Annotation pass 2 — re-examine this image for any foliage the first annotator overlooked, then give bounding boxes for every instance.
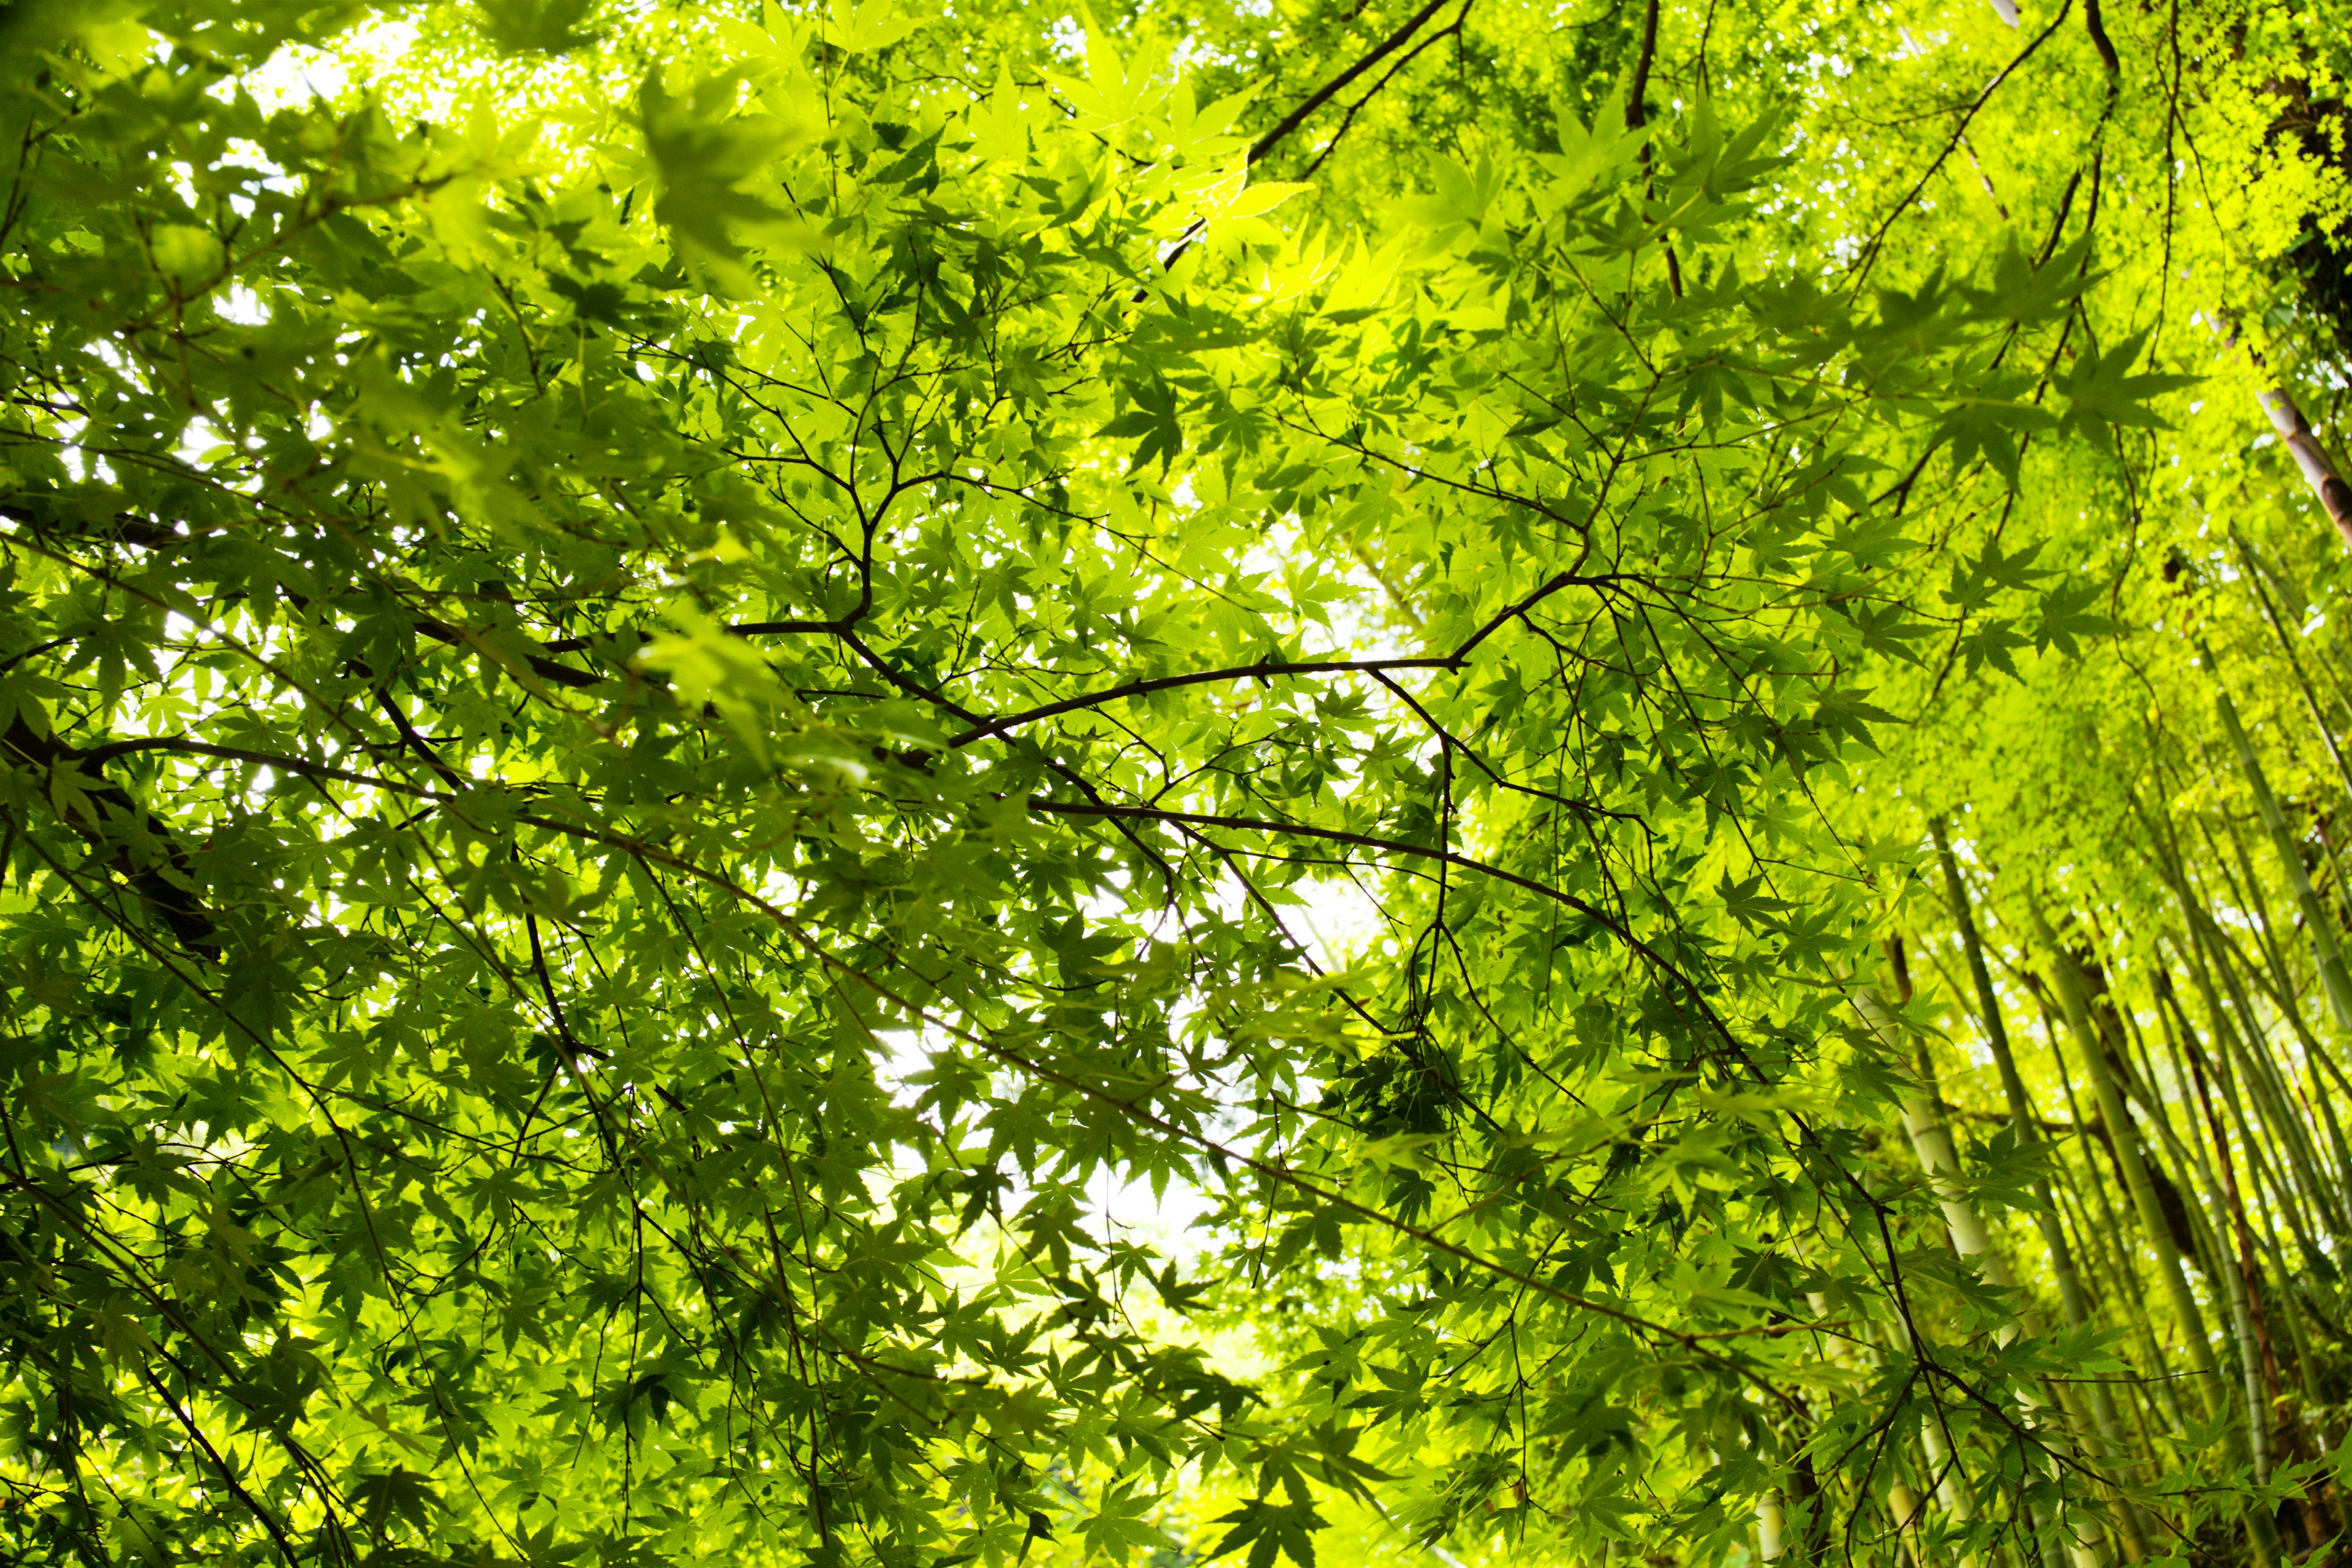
[3,0,2351,1565]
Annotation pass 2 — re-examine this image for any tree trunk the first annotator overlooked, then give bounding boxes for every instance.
[2253,380,2352,546]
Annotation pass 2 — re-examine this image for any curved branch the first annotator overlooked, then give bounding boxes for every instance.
[1246,0,1461,167]
[2,718,220,954]
[943,654,1453,748]
[1295,4,1470,182]
[941,570,1632,750]
[1453,571,1642,660]
[1845,0,2075,290]
[1021,796,1741,1050]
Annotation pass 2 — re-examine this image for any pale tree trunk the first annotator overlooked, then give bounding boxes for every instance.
[2256,383,2352,546]
[2215,322,2352,543]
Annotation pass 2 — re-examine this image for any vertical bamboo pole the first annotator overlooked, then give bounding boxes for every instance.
[2168,971,2346,1549]
[2206,654,2352,1029]
[2041,1020,2184,1434]
[1931,821,2145,1561]
[1871,990,2022,1298]
[2249,375,2352,548]
[2105,1006,2239,1301]
[2049,1166,2177,1445]
[2222,524,2352,761]
[1855,979,1995,1542]
[2207,811,2307,1017]
[2181,902,2348,1244]
[1860,946,2100,1568]
[2155,972,2287,1406]
[2163,982,2314,1438]
[2185,803,2352,1159]
[2036,917,2281,1564]
[2025,902,2228,1414]
[2167,1013,2277,1487]
[2162,977,2283,1485]
[2234,526,2352,815]
[2160,916,2339,1265]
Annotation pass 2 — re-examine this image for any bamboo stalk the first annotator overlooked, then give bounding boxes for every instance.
[2107,1006,2238,1300]
[2201,891,2352,1188]
[2250,377,2352,548]
[2309,820,2352,939]
[2163,984,2297,1415]
[2183,803,2352,1150]
[2234,526,2352,816]
[1931,822,2146,1561]
[2182,1025,2314,1420]
[2176,894,2348,1244]
[2299,1053,2352,1217]
[2159,920,2340,1268]
[2155,970,2292,1403]
[2042,1015,2190,1437]
[2147,984,2277,1482]
[2244,531,2352,743]
[2026,900,2228,1416]
[2050,1169,2179,1447]
[2205,809,2313,1030]
[2206,657,2352,1030]
[1932,826,2099,1321]
[1860,979,2023,1301]
[1860,947,2108,1568]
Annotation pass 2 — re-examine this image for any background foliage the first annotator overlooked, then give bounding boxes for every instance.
[4,0,2352,1564]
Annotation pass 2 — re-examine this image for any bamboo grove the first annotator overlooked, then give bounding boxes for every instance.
[7,0,2352,1564]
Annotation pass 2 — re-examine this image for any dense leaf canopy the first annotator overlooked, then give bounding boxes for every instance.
[7,0,2352,1564]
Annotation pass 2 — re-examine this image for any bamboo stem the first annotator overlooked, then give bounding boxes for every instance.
[2162,922,2339,1268]
[2251,379,2352,548]
[1932,822,2145,1561]
[2207,656,2352,1029]
[2234,526,2352,816]
[2182,899,2348,1243]
[2027,900,2227,1415]
[2044,1017,2188,1437]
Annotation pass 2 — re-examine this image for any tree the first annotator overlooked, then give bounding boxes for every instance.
[0,0,2343,1564]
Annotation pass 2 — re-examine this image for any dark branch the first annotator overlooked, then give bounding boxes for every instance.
[1295,2,1470,183]
[943,655,1454,748]
[1022,796,1740,1051]
[1845,0,2075,290]
[1,719,220,954]
[1247,0,1459,167]
[1627,0,1660,129]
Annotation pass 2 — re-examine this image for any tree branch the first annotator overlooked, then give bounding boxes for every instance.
[1,718,220,954]
[1021,796,1740,1051]
[1246,0,1460,167]
[943,655,1454,748]
[1845,0,2075,291]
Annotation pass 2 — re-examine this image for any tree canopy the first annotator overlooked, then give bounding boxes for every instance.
[7,0,2352,1564]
